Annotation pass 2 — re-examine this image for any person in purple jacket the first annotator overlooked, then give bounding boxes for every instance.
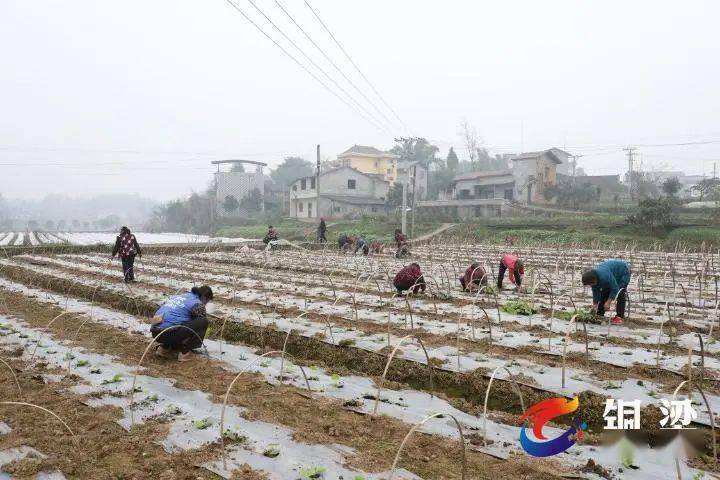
[151,286,213,362]
[582,259,631,325]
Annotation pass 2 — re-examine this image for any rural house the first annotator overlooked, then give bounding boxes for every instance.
[289,166,389,218]
[329,145,399,183]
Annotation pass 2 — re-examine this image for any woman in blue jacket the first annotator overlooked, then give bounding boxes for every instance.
[581,260,631,325]
[151,285,213,362]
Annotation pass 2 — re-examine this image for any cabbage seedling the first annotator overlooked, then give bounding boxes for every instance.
[76,360,89,367]
[193,418,212,430]
[299,466,326,479]
[263,444,280,458]
[101,374,122,385]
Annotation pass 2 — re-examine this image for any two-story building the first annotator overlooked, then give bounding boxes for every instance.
[396,160,428,200]
[289,166,389,218]
[329,145,399,183]
[417,148,569,219]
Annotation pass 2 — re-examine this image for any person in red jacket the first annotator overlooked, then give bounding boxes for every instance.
[460,262,487,292]
[498,254,524,291]
[393,263,426,295]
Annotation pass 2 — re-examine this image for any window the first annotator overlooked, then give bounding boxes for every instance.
[473,185,482,197]
[387,169,392,175]
[292,185,297,191]
[347,179,356,189]
[459,189,470,199]
[301,179,307,190]
[308,202,312,216]
[371,206,378,213]
[298,202,304,212]
[504,189,514,200]
[310,177,316,189]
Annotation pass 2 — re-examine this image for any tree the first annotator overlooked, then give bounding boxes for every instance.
[543,179,601,209]
[44,219,55,230]
[661,177,682,197]
[626,198,675,231]
[240,188,262,211]
[57,219,67,231]
[389,137,439,169]
[458,119,481,166]
[693,178,720,201]
[222,195,240,214]
[271,156,314,187]
[446,147,459,172]
[230,162,245,173]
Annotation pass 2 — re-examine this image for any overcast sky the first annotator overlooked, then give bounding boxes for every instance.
[1,0,719,200]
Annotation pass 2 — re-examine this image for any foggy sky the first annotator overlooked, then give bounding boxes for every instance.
[2,0,719,200]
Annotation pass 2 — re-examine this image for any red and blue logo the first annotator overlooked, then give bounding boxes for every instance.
[518,397,587,457]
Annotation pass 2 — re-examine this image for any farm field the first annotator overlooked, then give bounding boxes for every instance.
[0,231,250,246]
[0,240,718,479]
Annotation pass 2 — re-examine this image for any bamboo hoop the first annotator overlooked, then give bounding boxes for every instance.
[482,365,526,447]
[388,412,467,480]
[0,401,74,436]
[0,356,22,396]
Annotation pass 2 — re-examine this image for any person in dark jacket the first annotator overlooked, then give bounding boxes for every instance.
[263,225,279,245]
[111,226,142,283]
[151,286,213,362]
[394,228,410,258]
[582,259,631,325]
[354,236,370,255]
[317,218,327,243]
[460,263,487,292]
[338,233,354,252]
[497,254,524,292]
[393,263,426,295]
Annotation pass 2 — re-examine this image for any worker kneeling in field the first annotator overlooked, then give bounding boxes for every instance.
[460,262,487,292]
[497,254,524,292]
[393,263,426,296]
[151,286,214,362]
[582,259,631,326]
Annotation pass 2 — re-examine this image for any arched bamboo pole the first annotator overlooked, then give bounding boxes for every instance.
[0,401,74,436]
[0,356,22,396]
[482,365,526,446]
[388,412,467,480]
[373,334,435,415]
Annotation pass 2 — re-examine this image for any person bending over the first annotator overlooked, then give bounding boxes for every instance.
[151,285,214,362]
[354,236,370,255]
[498,254,524,292]
[393,263,426,296]
[460,262,487,292]
[582,259,631,325]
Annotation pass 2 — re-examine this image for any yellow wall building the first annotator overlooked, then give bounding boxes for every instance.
[333,145,399,183]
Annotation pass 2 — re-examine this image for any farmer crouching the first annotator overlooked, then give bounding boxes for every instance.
[393,263,426,296]
[460,262,487,292]
[582,259,631,325]
[151,286,214,362]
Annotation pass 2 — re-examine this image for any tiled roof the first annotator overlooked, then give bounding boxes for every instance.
[339,145,394,156]
[452,170,513,182]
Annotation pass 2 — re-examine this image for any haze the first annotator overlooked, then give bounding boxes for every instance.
[1,0,719,200]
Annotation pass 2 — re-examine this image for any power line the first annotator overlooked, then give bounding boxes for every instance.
[244,0,393,134]
[222,0,388,134]
[272,0,400,132]
[303,0,408,133]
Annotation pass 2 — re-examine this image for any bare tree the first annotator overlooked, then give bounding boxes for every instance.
[458,119,482,168]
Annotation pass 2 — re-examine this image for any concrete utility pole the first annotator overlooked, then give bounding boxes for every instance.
[623,147,637,198]
[570,154,583,180]
[401,181,407,235]
[316,144,321,218]
[410,164,417,239]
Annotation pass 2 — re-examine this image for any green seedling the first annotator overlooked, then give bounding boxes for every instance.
[102,374,122,385]
[165,404,182,415]
[330,373,343,388]
[223,429,247,443]
[619,438,637,469]
[76,360,89,367]
[263,444,280,458]
[193,418,212,430]
[299,466,327,479]
[260,360,271,368]
[147,394,159,402]
[501,300,537,316]
[63,352,76,361]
